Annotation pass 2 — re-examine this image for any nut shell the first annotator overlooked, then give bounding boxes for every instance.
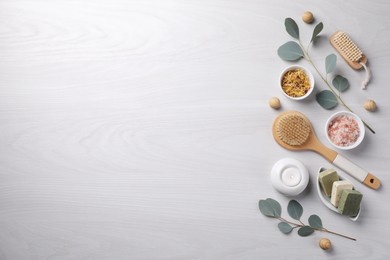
[269,97,281,109]
[364,99,377,112]
[302,11,314,24]
[319,238,332,250]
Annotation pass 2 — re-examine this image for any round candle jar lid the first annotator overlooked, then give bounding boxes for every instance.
[270,158,309,196]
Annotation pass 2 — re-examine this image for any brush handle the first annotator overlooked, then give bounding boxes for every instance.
[309,138,381,190]
[333,154,381,190]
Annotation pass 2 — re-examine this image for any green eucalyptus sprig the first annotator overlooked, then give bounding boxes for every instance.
[277,17,375,134]
[259,198,356,241]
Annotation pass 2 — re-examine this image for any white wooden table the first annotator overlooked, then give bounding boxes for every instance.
[1,0,389,259]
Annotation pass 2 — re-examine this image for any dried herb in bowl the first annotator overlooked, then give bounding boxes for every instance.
[281,69,311,97]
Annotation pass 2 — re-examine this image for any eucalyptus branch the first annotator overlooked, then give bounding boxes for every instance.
[259,198,356,241]
[277,17,375,134]
[275,217,356,241]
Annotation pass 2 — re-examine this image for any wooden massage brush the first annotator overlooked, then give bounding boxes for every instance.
[272,111,381,190]
[330,31,371,89]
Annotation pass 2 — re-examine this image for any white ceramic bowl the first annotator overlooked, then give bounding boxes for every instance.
[325,111,365,150]
[279,65,314,100]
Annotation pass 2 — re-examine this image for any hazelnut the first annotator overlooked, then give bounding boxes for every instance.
[363,99,377,112]
[319,238,332,250]
[269,97,281,109]
[302,11,314,24]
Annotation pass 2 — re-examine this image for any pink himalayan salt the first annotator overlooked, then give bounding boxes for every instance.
[328,115,360,147]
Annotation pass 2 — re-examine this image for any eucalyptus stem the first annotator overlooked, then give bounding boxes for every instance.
[321,228,357,241]
[298,41,375,134]
[277,217,356,241]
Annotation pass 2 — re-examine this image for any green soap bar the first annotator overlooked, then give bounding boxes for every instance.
[319,169,339,197]
[338,190,363,216]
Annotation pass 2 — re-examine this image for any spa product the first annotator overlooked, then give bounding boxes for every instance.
[269,97,281,109]
[338,190,363,216]
[279,65,314,101]
[330,31,371,89]
[319,238,332,250]
[319,169,339,197]
[331,180,353,207]
[316,167,361,221]
[302,11,314,24]
[281,69,311,97]
[327,114,360,148]
[272,110,380,189]
[270,158,309,196]
[363,99,377,112]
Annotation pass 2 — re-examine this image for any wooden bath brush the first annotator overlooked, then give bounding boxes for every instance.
[272,111,381,190]
[330,31,371,89]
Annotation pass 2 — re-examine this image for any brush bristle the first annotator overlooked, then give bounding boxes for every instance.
[332,31,363,62]
[276,113,311,146]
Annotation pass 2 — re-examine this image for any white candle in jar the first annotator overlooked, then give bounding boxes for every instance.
[270,158,309,196]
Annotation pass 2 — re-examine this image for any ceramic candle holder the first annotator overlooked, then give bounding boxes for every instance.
[270,158,310,196]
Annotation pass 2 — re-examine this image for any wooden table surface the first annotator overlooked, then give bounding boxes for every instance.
[1,0,390,259]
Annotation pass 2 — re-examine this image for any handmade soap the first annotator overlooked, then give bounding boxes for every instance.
[330,180,353,207]
[319,169,339,197]
[338,190,363,216]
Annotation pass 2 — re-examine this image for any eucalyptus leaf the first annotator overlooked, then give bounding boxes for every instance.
[308,215,323,229]
[259,200,274,217]
[277,41,304,61]
[298,226,314,237]
[285,18,299,39]
[278,222,293,234]
[316,90,338,109]
[325,54,337,74]
[287,200,303,221]
[265,198,282,217]
[310,22,323,43]
[332,75,349,92]
[259,198,281,217]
